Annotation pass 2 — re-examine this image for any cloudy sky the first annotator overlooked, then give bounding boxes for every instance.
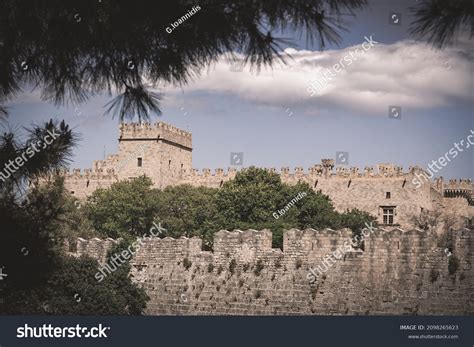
[4,0,474,179]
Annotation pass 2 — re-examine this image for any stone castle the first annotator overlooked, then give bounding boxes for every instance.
[62,121,473,315]
[70,227,473,315]
[62,121,473,229]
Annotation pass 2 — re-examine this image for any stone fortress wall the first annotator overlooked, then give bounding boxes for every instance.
[69,227,473,315]
[60,122,474,229]
[59,122,473,316]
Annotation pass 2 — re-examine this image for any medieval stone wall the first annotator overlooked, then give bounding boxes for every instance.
[61,169,118,199]
[443,198,472,226]
[72,228,473,316]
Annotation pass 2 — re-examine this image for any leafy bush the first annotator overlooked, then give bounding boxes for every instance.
[43,256,148,314]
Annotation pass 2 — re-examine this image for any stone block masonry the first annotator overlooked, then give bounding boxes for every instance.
[68,237,119,265]
[70,228,473,315]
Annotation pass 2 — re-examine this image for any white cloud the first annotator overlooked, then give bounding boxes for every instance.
[165,37,473,114]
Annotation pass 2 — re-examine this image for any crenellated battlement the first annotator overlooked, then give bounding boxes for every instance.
[71,227,448,261]
[189,167,238,177]
[213,229,273,256]
[444,178,473,191]
[119,122,192,149]
[62,167,118,179]
[71,227,472,315]
[73,237,119,264]
[120,122,192,138]
[440,178,473,205]
[186,162,427,180]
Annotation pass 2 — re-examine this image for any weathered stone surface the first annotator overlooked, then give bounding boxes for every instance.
[71,228,473,316]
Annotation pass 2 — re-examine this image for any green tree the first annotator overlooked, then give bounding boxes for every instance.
[0,121,76,313]
[285,181,339,229]
[215,167,285,228]
[58,194,99,248]
[80,167,377,250]
[5,254,148,315]
[151,184,219,245]
[214,167,293,248]
[213,168,358,248]
[85,176,157,238]
[0,176,149,314]
[336,208,378,238]
[86,179,221,246]
[0,120,149,314]
[28,180,100,248]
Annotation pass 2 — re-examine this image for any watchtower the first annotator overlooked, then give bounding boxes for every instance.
[116,122,192,188]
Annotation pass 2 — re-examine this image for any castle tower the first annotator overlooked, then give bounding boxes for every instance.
[115,122,192,188]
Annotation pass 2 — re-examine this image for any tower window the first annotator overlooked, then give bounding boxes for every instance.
[169,160,171,167]
[386,192,391,199]
[382,207,394,225]
[137,158,142,167]
[71,191,75,195]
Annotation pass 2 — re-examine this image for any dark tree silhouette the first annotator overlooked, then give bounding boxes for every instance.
[0,121,76,313]
[409,0,473,47]
[0,123,149,314]
[0,1,471,121]
[0,120,76,198]
[0,0,368,121]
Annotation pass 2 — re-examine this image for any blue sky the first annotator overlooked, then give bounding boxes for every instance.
[3,0,473,179]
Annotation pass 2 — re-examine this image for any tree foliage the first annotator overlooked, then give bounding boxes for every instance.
[0,122,148,314]
[0,120,75,197]
[0,1,470,120]
[334,208,377,238]
[44,255,148,315]
[409,0,473,48]
[0,0,368,120]
[84,168,377,249]
[85,175,158,238]
[151,184,219,244]
[0,177,148,314]
[0,121,77,301]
